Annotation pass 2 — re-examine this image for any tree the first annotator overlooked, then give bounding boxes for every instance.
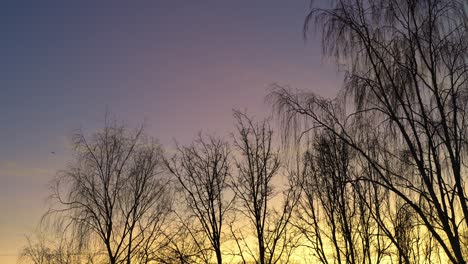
[19,233,84,264]
[165,134,232,264]
[294,127,406,264]
[150,217,213,264]
[271,0,468,263]
[46,119,172,264]
[295,130,363,264]
[231,111,299,264]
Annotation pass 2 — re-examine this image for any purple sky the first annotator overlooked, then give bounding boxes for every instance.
[0,1,341,262]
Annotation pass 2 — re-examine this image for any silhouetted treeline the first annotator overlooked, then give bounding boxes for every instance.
[20,0,468,263]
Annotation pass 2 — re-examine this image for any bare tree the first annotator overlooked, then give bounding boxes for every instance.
[231,111,299,264]
[270,0,468,263]
[19,230,98,264]
[295,130,360,264]
[165,134,232,264]
[19,234,72,264]
[293,127,404,264]
[46,119,172,264]
[150,217,213,264]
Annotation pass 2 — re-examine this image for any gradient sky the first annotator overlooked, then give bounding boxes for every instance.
[0,1,341,262]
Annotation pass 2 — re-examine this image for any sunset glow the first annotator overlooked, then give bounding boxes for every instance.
[4,1,466,264]
[0,1,341,263]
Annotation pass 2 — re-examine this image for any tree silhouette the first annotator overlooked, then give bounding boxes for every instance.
[18,231,97,264]
[45,119,172,264]
[230,111,299,264]
[165,134,233,264]
[271,0,468,263]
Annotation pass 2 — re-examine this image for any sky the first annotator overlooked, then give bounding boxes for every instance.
[0,1,341,262]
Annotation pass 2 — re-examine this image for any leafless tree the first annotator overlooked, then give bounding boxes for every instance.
[270,0,468,263]
[19,234,72,264]
[290,122,385,264]
[45,119,172,264]
[18,230,98,264]
[150,217,213,264]
[295,131,358,264]
[165,134,232,264]
[230,111,299,264]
